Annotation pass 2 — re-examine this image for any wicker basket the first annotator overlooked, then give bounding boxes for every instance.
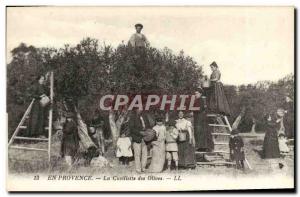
[143,129,156,142]
[178,131,187,142]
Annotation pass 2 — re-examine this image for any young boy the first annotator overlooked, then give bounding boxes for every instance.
[229,129,245,169]
[165,120,179,171]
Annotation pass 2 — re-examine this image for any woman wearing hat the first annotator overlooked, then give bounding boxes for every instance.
[208,62,231,116]
[61,111,79,168]
[262,114,280,159]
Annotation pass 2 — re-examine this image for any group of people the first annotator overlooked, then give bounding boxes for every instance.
[23,23,293,173]
[119,110,197,173]
[25,54,236,172]
[262,108,291,160]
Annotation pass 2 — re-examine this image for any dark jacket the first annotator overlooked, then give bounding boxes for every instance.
[229,135,245,161]
[263,122,280,159]
[61,119,79,157]
[26,83,48,137]
[129,112,151,143]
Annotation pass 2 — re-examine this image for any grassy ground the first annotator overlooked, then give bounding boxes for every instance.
[8,135,294,178]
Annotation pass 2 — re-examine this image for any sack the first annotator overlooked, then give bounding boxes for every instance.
[40,96,50,107]
[77,113,97,150]
[178,130,187,142]
[143,129,156,142]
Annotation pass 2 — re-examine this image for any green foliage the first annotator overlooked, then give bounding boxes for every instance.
[223,75,294,132]
[6,38,294,136]
[7,38,203,137]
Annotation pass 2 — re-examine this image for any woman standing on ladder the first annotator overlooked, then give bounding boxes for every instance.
[27,74,49,138]
[208,61,231,116]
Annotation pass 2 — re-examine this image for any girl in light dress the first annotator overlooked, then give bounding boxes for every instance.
[116,130,133,165]
[278,133,290,155]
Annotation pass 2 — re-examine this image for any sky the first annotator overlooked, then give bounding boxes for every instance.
[6,6,294,85]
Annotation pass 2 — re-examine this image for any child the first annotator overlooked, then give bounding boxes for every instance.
[61,112,79,169]
[276,108,286,136]
[165,120,179,171]
[116,129,133,165]
[229,129,245,169]
[278,133,290,155]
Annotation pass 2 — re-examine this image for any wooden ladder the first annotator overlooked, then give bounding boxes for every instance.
[196,113,234,166]
[8,71,54,167]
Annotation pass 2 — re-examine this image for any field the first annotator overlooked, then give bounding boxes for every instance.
[8,132,294,180]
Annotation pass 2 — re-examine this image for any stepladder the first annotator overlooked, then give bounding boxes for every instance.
[196,113,234,166]
[8,71,54,170]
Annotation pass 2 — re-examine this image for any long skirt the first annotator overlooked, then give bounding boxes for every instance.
[263,129,280,159]
[209,82,231,116]
[61,134,79,157]
[194,111,214,151]
[27,100,46,137]
[149,140,166,173]
[178,131,196,168]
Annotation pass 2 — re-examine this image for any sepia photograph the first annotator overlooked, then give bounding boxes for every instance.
[6,6,295,191]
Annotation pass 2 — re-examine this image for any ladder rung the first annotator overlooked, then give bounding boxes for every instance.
[14,136,49,141]
[209,124,229,127]
[214,142,229,145]
[207,113,227,117]
[207,114,219,117]
[18,126,49,130]
[9,146,48,152]
[211,133,230,136]
[214,151,230,154]
[196,151,230,154]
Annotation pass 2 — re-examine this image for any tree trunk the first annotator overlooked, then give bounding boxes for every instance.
[250,123,256,134]
[232,107,245,131]
[108,110,128,147]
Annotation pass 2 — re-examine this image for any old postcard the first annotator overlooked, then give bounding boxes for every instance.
[6,6,295,191]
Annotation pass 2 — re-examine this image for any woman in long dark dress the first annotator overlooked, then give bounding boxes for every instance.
[283,95,294,138]
[175,111,196,169]
[193,89,214,152]
[61,112,80,167]
[263,114,280,159]
[27,75,48,138]
[208,62,231,116]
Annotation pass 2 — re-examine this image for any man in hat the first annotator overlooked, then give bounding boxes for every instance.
[128,23,149,48]
[129,108,151,173]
